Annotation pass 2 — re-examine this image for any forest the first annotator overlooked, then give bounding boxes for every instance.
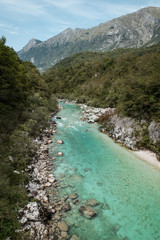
[44,43,160,122]
[0,36,160,239]
[0,37,57,239]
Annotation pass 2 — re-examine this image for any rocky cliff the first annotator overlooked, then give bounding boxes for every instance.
[100,114,160,158]
[18,7,160,71]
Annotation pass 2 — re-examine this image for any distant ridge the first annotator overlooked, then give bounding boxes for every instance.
[18,6,160,71]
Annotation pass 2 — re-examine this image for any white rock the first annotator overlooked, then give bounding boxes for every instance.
[20,217,28,225]
[57,140,63,144]
[57,152,63,156]
[45,182,52,187]
[13,170,20,174]
[48,177,55,183]
[24,202,40,221]
[43,196,48,203]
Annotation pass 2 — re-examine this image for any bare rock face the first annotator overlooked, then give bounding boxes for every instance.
[22,202,40,221]
[18,7,160,71]
[101,113,160,157]
[103,114,143,150]
[148,121,160,143]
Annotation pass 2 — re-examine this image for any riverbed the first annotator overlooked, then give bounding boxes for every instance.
[49,103,160,240]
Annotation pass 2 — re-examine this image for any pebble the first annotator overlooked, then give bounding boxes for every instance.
[57,140,64,144]
[57,152,63,156]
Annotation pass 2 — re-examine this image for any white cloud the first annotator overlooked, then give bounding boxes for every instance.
[44,0,84,8]
[0,0,47,16]
[0,23,19,35]
[42,0,141,21]
[86,1,140,19]
[43,0,100,20]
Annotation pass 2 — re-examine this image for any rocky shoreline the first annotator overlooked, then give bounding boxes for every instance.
[78,102,160,167]
[18,111,76,240]
[62,100,160,167]
[18,113,58,239]
[18,100,160,239]
[18,107,99,240]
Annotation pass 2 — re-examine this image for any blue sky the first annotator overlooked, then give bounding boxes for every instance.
[0,0,160,51]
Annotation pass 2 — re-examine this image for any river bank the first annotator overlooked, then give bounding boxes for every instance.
[19,100,160,239]
[133,150,160,169]
[18,109,81,240]
[64,100,160,170]
[46,102,160,240]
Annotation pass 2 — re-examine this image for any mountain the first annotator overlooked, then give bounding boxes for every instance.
[18,6,160,71]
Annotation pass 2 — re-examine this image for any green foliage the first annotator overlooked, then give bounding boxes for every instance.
[0,37,58,239]
[44,43,160,122]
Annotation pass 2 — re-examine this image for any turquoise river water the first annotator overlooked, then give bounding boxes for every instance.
[50,103,160,240]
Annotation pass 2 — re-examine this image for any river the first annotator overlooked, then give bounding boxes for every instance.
[49,103,160,240]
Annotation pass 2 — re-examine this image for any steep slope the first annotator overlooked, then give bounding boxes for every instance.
[44,42,160,122]
[18,6,160,71]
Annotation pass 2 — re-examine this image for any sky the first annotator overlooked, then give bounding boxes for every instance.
[0,0,160,51]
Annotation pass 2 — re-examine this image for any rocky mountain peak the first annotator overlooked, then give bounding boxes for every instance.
[18,6,160,71]
[20,38,42,53]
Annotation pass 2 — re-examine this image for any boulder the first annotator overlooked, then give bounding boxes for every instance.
[57,140,64,144]
[23,202,40,221]
[63,203,71,212]
[57,221,68,232]
[87,199,99,207]
[70,235,80,240]
[45,182,52,187]
[48,177,55,183]
[72,199,79,205]
[61,231,68,238]
[57,152,63,156]
[20,216,28,225]
[70,193,78,200]
[79,206,97,219]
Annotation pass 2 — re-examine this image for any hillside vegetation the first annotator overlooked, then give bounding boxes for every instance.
[0,36,160,239]
[44,43,160,122]
[0,37,57,240]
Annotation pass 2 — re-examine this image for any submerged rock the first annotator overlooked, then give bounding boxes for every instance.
[70,235,80,240]
[72,199,79,205]
[70,193,78,200]
[84,168,92,172]
[87,199,99,207]
[57,152,63,156]
[57,140,64,144]
[63,202,71,212]
[61,231,68,238]
[101,202,110,210]
[57,221,68,232]
[97,182,103,186]
[79,206,97,219]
